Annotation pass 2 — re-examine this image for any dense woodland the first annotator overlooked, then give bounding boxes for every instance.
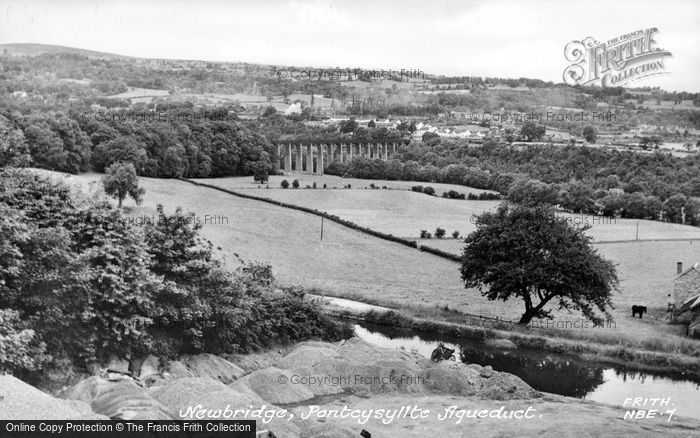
[0,169,350,379]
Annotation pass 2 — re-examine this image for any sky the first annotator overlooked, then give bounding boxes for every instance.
[1,0,698,92]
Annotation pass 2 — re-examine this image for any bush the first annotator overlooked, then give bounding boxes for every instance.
[469,192,502,200]
[292,179,300,189]
[312,182,317,189]
[423,186,435,196]
[411,185,424,192]
[435,227,446,239]
[452,230,460,238]
[443,190,465,200]
[281,179,289,189]
[420,229,429,238]
[0,309,47,375]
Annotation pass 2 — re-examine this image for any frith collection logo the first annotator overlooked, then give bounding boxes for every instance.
[563,28,672,87]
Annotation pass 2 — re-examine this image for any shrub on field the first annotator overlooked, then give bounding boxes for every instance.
[443,190,465,200]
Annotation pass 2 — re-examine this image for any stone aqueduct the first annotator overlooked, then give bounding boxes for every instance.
[276,141,410,175]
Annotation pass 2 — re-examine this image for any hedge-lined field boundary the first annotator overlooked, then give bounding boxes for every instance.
[417,244,462,261]
[180,179,459,254]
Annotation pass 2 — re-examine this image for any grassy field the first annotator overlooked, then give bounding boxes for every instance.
[34,170,700,349]
[41,171,472,308]
[196,174,700,242]
[196,173,496,194]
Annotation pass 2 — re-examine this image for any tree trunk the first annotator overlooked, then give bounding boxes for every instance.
[518,310,537,325]
[118,197,123,208]
[519,292,555,324]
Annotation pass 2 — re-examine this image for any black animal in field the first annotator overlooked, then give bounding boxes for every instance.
[632,305,647,318]
[430,343,456,362]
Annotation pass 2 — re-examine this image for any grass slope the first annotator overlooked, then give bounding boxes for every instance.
[31,170,700,349]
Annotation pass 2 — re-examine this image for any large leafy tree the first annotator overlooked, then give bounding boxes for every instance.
[520,122,546,142]
[461,204,618,325]
[102,162,145,208]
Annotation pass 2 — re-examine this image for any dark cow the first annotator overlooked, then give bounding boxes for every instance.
[430,343,456,362]
[632,305,647,318]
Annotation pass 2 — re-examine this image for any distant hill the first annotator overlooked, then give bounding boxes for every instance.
[0,43,129,59]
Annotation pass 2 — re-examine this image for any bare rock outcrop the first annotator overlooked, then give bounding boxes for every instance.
[238,367,315,404]
[61,376,175,419]
[224,350,286,374]
[422,361,540,400]
[164,360,194,379]
[180,353,246,384]
[275,346,340,369]
[150,377,301,438]
[0,375,107,420]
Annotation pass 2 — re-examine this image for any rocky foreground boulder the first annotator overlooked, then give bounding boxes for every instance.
[179,353,246,384]
[422,361,539,400]
[60,375,175,420]
[149,377,305,438]
[0,375,107,420]
[6,337,700,437]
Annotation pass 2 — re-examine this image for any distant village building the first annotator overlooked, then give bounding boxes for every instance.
[284,103,303,116]
[672,262,700,338]
[107,88,170,105]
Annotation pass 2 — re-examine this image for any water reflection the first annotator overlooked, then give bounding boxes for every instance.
[350,321,700,419]
[459,347,604,397]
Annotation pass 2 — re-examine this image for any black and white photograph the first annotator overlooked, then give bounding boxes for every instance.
[0,1,699,437]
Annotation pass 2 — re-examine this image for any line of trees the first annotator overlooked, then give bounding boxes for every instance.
[0,107,277,178]
[343,139,700,225]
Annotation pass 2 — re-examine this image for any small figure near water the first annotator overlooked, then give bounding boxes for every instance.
[431,343,456,362]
